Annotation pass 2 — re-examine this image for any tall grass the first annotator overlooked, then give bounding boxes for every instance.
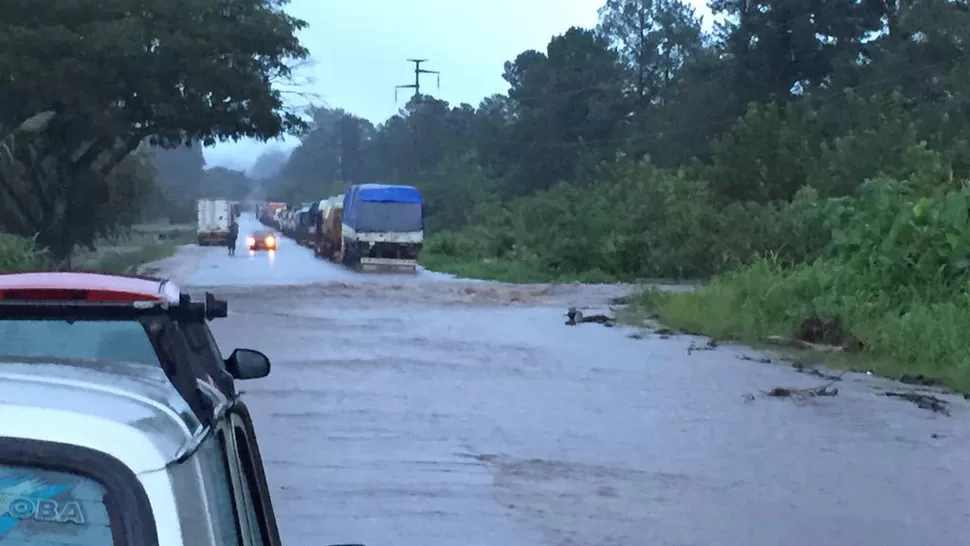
[634,179,970,392]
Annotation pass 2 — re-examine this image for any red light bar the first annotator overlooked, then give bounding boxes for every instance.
[0,288,162,302]
[0,272,179,303]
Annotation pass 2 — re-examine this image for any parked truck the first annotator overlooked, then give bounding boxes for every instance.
[340,184,424,273]
[295,202,317,247]
[314,195,344,262]
[262,202,287,227]
[196,198,234,246]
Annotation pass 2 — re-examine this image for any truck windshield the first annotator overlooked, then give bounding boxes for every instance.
[354,202,423,232]
[0,319,161,367]
[0,464,116,544]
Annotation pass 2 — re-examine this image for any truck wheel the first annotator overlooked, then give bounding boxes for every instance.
[343,243,356,268]
[350,245,362,271]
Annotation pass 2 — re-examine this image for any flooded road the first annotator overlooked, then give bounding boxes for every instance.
[151,214,970,546]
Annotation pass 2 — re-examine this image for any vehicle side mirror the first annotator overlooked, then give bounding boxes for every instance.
[225,348,271,380]
[205,292,228,319]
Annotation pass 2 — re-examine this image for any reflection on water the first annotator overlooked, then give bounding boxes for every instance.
[247,249,276,265]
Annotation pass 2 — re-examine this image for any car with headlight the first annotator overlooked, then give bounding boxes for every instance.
[246,231,278,251]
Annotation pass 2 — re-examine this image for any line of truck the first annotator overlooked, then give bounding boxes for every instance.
[255,183,424,273]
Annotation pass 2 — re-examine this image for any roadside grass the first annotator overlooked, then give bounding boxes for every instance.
[624,257,970,394]
[77,228,195,274]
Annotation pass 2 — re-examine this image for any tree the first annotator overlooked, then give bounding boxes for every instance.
[202,167,255,201]
[708,0,886,103]
[502,27,628,194]
[144,143,208,222]
[250,148,292,181]
[0,0,308,260]
[597,0,703,106]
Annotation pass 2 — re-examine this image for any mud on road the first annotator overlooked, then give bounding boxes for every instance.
[152,215,970,546]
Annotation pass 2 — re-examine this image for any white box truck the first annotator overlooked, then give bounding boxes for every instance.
[196,199,233,246]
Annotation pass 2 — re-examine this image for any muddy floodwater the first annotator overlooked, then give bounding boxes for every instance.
[144,214,970,546]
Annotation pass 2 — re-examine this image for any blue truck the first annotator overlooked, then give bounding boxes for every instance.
[340,184,424,272]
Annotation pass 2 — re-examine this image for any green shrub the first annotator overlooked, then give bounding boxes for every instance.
[638,177,970,391]
[0,233,49,272]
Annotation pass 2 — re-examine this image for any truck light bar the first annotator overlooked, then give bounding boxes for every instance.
[0,291,228,321]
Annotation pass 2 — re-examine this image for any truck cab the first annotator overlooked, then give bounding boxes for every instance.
[340,184,424,273]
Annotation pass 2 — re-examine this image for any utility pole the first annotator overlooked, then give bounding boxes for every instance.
[394,59,440,171]
[394,59,440,104]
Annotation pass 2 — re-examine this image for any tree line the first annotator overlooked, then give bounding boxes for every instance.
[0,0,304,264]
[266,0,970,275]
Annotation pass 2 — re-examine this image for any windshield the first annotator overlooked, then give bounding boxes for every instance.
[353,202,423,232]
[0,464,115,543]
[0,320,160,367]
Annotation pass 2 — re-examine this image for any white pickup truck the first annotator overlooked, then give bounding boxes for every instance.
[196,199,233,246]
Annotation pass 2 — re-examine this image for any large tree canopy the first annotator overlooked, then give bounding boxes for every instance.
[0,0,307,259]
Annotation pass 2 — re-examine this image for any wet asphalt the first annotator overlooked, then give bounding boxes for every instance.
[152,214,970,546]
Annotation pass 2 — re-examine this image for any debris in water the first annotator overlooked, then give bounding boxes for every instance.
[627,331,646,339]
[897,374,941,387]
[883,391,950,416]
[608,295,631,305]
[792,363,843,381]
[738,354,772,364]
[565,307,616,327]
[748,380,840,403]
[687,339,717,355]
[736,355,844,382]
[763,383,839,399]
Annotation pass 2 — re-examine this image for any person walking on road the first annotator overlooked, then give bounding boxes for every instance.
[227,221,239,256]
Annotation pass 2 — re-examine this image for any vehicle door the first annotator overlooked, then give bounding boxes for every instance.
[221,407,281,546]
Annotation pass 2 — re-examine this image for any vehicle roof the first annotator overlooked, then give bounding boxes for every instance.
[353,184,422,203]
[0,271,181,303]
[250,230,275,236]
[0,355,206,473]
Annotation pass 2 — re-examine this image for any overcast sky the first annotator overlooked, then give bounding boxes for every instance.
[203,0,713,172]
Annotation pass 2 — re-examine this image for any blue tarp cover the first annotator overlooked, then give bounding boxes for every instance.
[357,184,423,203]
[343,184,424,232]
